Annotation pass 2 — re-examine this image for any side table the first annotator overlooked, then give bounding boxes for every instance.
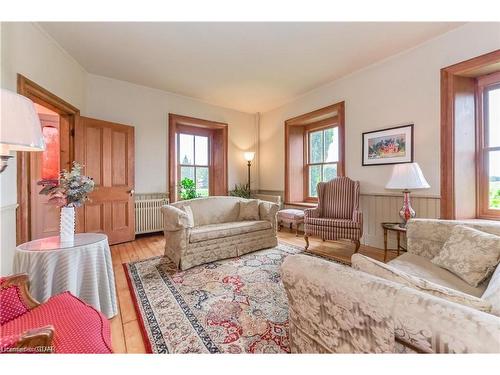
[381,222,407,263]
[13,233,118,318]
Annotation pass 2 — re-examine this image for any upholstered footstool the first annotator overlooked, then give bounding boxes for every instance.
[277,209,304,237]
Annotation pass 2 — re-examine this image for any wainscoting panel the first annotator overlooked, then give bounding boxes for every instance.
[360,194,440,249]
[260,190,440,249]
[1,204,18,275]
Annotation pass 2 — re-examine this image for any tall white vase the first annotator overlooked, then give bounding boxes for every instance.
[60,206,75,243]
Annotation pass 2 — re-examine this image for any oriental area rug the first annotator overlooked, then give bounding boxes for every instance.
[124,242,308,353]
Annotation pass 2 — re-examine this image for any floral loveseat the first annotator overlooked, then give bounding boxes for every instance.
[162,196,279,270]
[281,219,500,353]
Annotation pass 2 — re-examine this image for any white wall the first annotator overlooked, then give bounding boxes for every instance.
[84,74,258,195]
[0,22,87,275]
[259,22,500,197]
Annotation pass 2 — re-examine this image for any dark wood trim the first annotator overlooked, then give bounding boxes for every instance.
[168,113,228,202]
[285,103,339,126]
[476,72,500,220]
[16,74,80,245]
[440,50,500,219]
[285,101,345,204]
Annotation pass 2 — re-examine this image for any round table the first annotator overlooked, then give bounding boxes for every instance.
[13,233,118,318]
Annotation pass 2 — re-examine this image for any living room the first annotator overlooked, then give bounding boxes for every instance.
[1,0,499,372]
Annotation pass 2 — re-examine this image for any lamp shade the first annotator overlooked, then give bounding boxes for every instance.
[244,152,255,162]
[0,88,44,155]
[385,162,430,190]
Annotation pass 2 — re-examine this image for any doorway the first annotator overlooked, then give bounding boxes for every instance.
[17,74,136,245]
[17,75,79,245]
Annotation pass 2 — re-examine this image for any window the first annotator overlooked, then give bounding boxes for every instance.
[168,114,228,202]
[307,127,339,197]
[284,101,345,204]
[477,72,500,219]
[178,133,210,197]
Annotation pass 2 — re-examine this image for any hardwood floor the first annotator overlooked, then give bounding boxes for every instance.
[109,230,397,353]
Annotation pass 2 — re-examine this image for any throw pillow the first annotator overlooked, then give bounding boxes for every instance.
[351,253,492,313]
[182,205,195,227]
[431,225,500,287]
[238,200,260,221]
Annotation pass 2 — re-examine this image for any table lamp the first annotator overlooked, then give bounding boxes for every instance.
[0,88,45,173]
[385,162,430,227]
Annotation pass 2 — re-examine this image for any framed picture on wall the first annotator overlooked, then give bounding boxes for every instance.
[362,124,414,166]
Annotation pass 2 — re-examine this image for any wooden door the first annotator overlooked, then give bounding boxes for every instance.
[75,117,135,245]
[30,113,66,239]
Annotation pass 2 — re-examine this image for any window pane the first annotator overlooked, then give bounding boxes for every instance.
[179,133,194,165]
[309,130,323,163]
[195,136,209,166]
[324,127,339,162]
[489,150,500,209]
[309,165,321,197]
[180,166,194,182]
[322,164,337,182]
[487,87,500,147]
[196,167,209,197]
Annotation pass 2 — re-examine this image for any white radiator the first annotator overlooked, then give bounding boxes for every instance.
[134,193,169,234]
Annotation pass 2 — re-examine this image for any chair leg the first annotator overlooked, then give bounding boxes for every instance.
[354,240,360,253]
[304,235,309,250]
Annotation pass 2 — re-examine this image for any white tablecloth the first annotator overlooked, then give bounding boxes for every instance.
[13,233,118,318]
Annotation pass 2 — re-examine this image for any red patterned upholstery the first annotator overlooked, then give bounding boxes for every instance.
[0,286,30,325]
[304,177,363,243]
[1,291,112,354]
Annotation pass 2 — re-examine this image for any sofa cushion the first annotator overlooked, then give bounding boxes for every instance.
[389,253,488,297]
[305,217,360,228]
[352,254,492,313]
[238,200,260,221]
[1,291,112,353]
[189,220,272,243]
[182,205,195,227]
[431,225,500,287]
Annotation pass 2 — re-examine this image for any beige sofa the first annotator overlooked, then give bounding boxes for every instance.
[162,196,279,270]
[281,219,500,353]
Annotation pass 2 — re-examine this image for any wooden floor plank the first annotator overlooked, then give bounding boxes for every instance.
[123,320,147,354]
[109,231,390,353]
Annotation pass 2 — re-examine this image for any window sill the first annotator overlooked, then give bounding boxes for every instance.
[285,201,318,208]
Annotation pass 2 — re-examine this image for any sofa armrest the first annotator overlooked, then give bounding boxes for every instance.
[0,273,40,309]
[281,254,396,353]
[162,205,193,231]
[259,201,279,229]
[281,254,500,353]
[304,207,320,219]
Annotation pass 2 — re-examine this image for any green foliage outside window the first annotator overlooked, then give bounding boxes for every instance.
[490,180,500,209]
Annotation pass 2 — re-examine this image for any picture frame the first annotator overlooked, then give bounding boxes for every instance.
[362,124,414,166]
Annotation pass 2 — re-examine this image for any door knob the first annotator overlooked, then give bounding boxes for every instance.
[128,189,135,196]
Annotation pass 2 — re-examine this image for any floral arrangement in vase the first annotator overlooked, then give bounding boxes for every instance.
[39,162,95,242]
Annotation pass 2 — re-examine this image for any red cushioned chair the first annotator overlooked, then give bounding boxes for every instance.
[0,274,113,354]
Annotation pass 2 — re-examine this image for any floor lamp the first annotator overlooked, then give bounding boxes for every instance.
[244,152,255,192]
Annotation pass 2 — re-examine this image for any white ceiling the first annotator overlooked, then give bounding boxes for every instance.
[39,22,463,113]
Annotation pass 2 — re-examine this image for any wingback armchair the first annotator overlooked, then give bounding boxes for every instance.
[304,177,363,252]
